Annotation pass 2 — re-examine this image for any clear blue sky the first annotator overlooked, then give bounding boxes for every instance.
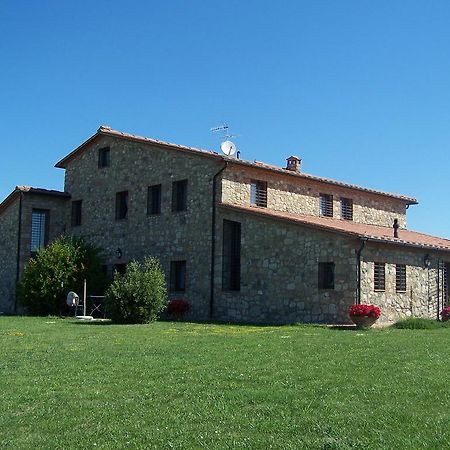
[1,0,449,238]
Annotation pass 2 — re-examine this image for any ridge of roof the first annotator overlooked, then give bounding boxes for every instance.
[54,126,417,204]
[220,203,450,252]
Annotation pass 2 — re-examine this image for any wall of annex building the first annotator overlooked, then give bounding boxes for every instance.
[63,136,225,320]
[0,200,20,313]
[221,166,408,228]
[213,207,359,324]
[360,243,450,323]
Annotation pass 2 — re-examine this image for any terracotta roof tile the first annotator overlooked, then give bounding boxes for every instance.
[221,203,450,252]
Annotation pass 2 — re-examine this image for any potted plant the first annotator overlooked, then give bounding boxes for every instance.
[167,298,191,321]
[440,306,450,322]
[348,304,381,329]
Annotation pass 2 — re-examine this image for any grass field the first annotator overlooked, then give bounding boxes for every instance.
[1,317,450,449]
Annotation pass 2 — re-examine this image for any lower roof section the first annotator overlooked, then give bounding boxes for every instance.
[220,202,450,253]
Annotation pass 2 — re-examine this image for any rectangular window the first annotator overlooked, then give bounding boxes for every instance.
[374,262,386,291]
[71,200,82,226]
[340,198,353,221]
[170,260,186,291]
[31,209,49,255]
[172,179,188,212]
[222,220,241,291]
[396,264,407,292]
[147,184,162,215]
[318,262,335,289]
[115,191,128,220]
[320,194,333,217]
[98,147,110,168]
[250,180,267,207]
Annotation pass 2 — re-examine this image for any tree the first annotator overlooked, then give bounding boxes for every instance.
[105,257,167,324]
[17,236,108,315]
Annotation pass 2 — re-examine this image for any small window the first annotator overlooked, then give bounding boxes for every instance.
[113,263,127,275]
[318,262,335,289]
[31,209,49,255]
[172,180,188,212]
[374,262,386,291]
[222,220,241,291]
[340,198,353,221]
[396,264,407,292]
[147,184,162,215]
[115,191,128,220]
[71,200,82,226]
[320,194,333,217]
[170,260,186,291]
[98,147,110,168]
[250,180,267,207]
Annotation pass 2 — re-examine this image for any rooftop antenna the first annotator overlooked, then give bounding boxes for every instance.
[211,123,238,157]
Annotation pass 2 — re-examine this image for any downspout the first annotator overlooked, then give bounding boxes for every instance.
[14,191,24,314]
[356,238,367,305]
[210,162,228,319]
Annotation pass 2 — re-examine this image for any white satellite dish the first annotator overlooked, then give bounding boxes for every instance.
[221,140,236,156]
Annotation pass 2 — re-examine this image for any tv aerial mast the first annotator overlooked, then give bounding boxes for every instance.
[210,123,239,158]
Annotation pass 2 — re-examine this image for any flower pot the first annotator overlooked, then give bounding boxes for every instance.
[350,315,378,329]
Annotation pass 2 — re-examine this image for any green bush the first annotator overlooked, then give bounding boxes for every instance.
[392,317,450,330]
[105,257,167,324]
[17,236,108,315]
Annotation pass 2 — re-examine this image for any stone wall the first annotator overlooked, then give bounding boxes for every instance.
[361,243,449,323]
[213,205,359,324]
[221,166,408,228]
[63,136,225,320]
[0,200,19,313]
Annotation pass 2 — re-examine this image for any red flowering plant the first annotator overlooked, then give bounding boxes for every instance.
[167,299,191,320]
[440,306,450,322]
[348,304,382,319]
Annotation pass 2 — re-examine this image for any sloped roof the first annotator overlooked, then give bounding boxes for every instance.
[0,186,70,215]
[221,203,450,252]
[55,126,417,205]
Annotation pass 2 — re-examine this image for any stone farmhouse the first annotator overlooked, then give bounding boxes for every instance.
[1,126,449,324]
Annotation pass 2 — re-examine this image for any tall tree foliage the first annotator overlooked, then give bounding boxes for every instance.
[17,236,108,315]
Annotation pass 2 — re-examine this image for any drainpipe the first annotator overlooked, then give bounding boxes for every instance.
[14,191,24,314]
[210,162,228,319]
[356,238,367,305]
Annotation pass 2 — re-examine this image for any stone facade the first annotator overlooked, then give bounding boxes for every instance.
[221,166,408,228]
[1,126,449,323]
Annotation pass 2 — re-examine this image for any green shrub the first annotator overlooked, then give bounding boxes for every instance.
[17,236,108,315]
[392,317,450,330]
[105,257,167,324]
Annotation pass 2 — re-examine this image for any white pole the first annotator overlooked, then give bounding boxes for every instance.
[83,279,87,316]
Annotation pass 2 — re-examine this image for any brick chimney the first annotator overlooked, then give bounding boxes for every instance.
[286,155,301,172]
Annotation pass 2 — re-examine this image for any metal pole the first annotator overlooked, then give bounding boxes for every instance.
[83,279,87,317]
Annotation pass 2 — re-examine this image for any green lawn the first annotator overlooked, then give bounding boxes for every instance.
[1,317,450,449]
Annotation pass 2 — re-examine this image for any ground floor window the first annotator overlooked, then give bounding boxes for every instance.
[222,220,241,291]
[31,209,49,256]
[374,262,385,291]
[318,262,335,289]
[396,264,407,292]
[170,260,186,291]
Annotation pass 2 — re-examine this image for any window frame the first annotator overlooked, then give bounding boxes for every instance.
[71,200,82,227]
[340,197,353,221]
[147,184,162,216]
[222,219,241,291]
[396,264,407,293]
[318,262,335,290]
[98,146,111,168]
[31,209,50,256]
[374,262,386,292]
[250,180,268,208]
[115,191,129,220]
[172,179,188,212]
[170,260,186,292]
[319,193,333,217]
